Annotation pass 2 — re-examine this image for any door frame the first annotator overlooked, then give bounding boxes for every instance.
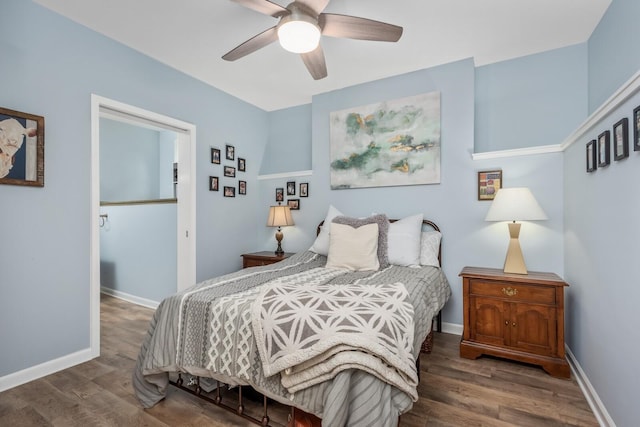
[89,94,196,357]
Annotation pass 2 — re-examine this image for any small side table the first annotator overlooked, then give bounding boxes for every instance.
[241,251,294,269]
[459,266,570,378]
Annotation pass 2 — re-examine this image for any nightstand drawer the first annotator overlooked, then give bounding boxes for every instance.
[241,251,294,269]
[469,280,556,304]
[244,258,272,268]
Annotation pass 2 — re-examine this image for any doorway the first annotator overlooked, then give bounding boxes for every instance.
[89,94,196,357]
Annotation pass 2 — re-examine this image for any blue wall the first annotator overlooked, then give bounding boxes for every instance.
[266,59,565,326]
[588,0,640,113]
[0,0,268,377]
[475,44,588,152]
[100,203,177,303]
[261,104,312,175]
[562,0,640,424]
[100,118,174,202]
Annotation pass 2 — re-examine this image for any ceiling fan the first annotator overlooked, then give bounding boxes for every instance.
[222,0,403,80]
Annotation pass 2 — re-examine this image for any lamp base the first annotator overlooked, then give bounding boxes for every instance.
[503,222,528,275]
[274,229,284,256]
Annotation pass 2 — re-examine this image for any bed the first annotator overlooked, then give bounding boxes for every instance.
[132,212,451,426]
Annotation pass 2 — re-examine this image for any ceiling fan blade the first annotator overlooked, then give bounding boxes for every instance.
[231,0,288,18]
[295,0,331,16]
[222,26,279,61]
[301,45,328,80]
[319,13,403,42]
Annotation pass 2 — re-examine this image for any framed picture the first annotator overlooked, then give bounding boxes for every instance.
[634,106,640,151]
[477,170,502,201]
[586,140,597,173]
[238,157,246,172]
[597,130,610,167]
[238,180,246,195]
[209,176,219,191]
[300,182,308,197]
[211,147,221,164]
[224,166,236,177]
[613,118,629,161]
[0,107,44,187]
[224,186,235,197]
[288,199,300,210]
[275,187,284,202]
[225,144,235,160]
[286,181,296,195]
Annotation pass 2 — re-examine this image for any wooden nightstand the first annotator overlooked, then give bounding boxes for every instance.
[459,266,570,378]
[241,251,294,268]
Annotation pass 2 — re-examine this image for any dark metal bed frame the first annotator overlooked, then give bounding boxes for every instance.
[169,218,444,427]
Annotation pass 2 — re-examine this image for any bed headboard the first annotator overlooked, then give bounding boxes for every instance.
[316,218,442,265]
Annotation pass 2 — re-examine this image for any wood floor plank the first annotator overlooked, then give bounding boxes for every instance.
[0,294,598,427]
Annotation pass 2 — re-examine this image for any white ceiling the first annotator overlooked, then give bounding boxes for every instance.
[35,0,611,111]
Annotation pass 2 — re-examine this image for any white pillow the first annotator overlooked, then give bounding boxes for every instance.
[420,231,442,267]
[387,214,423,266]
[309,205,343,256]
[326,222,380,271]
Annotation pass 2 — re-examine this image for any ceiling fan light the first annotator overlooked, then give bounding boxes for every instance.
[277,19,321,53]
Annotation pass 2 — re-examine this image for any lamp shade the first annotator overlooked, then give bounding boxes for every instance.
[485,188,547,222]
[277,13,321,53]
[267,205,294,227]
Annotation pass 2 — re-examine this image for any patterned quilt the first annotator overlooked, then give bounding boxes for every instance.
[133,251,451,426]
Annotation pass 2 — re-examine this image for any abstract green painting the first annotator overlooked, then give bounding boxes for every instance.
[329,92,441,189]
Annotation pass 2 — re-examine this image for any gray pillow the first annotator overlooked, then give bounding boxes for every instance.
[331,214,389,269]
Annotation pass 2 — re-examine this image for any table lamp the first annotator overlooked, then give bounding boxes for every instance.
[485,187,547,274]
[266,204,294,255]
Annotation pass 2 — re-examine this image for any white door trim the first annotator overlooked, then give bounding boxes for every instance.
[90,94,196,357]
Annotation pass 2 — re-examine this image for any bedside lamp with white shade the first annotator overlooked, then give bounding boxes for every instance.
[485,187,547,275]
[266,204,294,256]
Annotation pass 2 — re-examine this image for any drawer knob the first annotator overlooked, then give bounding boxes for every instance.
[502,287,518,297]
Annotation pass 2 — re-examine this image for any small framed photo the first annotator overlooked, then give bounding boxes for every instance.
[275,187,284,202]
[238,157,246,172]
[211,147,221,164]
[238,180,246,195]
[224,186,235,197]
[300,182,308,197]
[224,166,236,177]
[597,130,610,167]
[0,106,45,187]
[477,170,502,201]
[286,181,296,195]
[586,140,597,173]
[225,144,235,160]
[613,118,629,161]
[634,106,640,151]
[288,199,300,210]
[209,176,219,191]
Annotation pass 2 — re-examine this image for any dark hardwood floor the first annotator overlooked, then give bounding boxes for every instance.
[0,295,598,426]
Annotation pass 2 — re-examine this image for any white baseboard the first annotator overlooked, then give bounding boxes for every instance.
[100,287,160,309]
[565,345,616,427]
[441,321,463,335]
[0,347,94,393]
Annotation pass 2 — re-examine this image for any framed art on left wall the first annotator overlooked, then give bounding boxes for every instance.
[0,107,44,187]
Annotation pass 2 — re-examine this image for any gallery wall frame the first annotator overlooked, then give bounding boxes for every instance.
[209,176,219,191]
[634,105,640,152]
[0,107,45,187]
[225,144,235,160]
[477,170,502,201]
[586,140,597,172]
[597,130,610,167]
[211,147,221,164]
[613,118,629,161]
